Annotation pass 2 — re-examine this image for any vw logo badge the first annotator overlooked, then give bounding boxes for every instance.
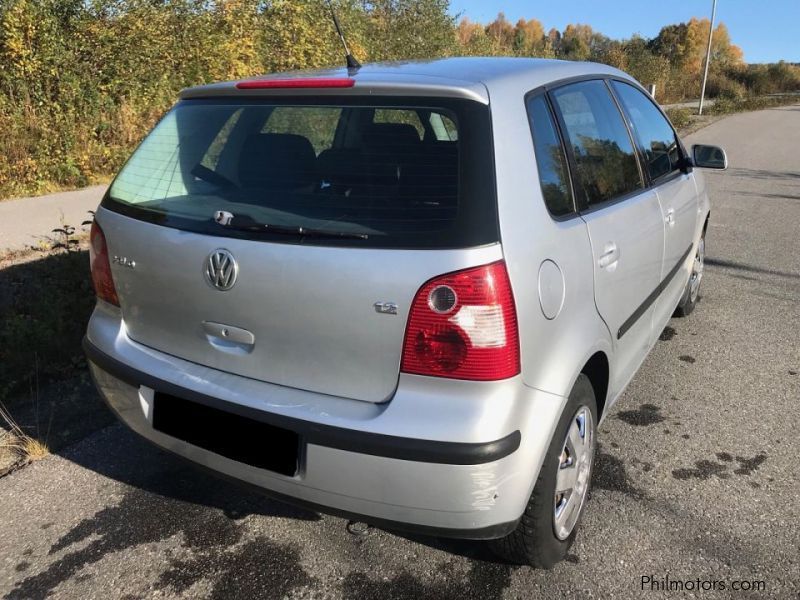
[204,249,238,291]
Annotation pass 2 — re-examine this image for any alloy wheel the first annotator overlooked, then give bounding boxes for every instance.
[689,237,705,303]
[553,406,595,540]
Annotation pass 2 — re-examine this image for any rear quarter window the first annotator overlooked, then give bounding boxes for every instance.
[526,94,574,217]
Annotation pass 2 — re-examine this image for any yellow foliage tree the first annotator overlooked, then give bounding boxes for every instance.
[457,18,494,56]
[561,24,594,61]
[485,12,514,51]
[513,18,546,56]
[683,18,744,76]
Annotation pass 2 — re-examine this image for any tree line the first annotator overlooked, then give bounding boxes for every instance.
[460,14,798,101]
[0,0,797,198]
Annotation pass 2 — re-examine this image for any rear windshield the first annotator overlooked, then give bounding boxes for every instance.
[104,96,498,248]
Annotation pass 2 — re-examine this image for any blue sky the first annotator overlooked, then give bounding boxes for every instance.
[449,1,800,64]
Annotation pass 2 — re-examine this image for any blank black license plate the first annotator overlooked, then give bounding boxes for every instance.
[153,392,299,476]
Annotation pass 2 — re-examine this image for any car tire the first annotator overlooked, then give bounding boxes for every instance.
[674,233,706,318]
[488,374,597,568]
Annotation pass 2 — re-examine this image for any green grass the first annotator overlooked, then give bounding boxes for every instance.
[665,107,692,131]
[707,93,799,116]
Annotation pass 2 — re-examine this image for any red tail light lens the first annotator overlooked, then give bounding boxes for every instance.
[401,261,520,381]
[89,222,120,306]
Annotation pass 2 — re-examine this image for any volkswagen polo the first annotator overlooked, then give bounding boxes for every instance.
[84,58,727,567]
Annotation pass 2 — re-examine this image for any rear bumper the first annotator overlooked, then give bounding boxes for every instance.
[85,338,520,467]
[85,303,568,539]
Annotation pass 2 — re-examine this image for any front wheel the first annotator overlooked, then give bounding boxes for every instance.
[488,375,597,568]
[674,233,705,317]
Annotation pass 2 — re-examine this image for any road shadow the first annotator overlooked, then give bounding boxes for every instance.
[705,257,799,280]
[0,248,94,396]
[58,423,322,523]
[0,247,112,468]
[726,167,800,182]
[6,424,324,600]
[59,421,512,559]
[733,190,800,201]
[11,422,522,600]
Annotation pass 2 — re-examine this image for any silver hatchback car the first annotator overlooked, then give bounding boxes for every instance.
[84,58,726,567]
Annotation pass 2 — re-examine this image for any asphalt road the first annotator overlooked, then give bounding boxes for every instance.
[0,185,105,252]
[1,106,799,599]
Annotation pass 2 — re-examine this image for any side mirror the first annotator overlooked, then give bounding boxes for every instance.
[692,144,728,170]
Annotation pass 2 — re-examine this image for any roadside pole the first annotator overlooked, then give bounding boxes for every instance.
[698,0,718,115]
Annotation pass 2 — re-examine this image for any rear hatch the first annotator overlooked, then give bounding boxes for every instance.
[100,88,498,403]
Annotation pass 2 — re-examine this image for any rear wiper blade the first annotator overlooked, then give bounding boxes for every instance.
[272,224,369,240]
[217,219,369,240]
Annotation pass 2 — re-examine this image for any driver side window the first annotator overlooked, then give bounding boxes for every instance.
[611,81,683,182]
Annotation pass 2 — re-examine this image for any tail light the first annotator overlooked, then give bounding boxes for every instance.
[401,261,520,381]
[89,222,120,306]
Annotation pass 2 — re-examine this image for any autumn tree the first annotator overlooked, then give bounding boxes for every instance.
[648,23,689,66]
[651,18,743,75]
[485,12,514,52]
[512,18,546,56]
[560,24,594,61]
[545,28,561,56]
[622,36,671,92]
[457,17,494,55]
[363,0,456,61]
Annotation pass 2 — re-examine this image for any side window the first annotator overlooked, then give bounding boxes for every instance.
[428,112,458,141]
[526,94,573,216]
[611,81,682,181]
[551,80,643,207]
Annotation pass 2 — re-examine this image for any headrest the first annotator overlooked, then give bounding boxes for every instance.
[362,123,421,150]
[238,133,316,189]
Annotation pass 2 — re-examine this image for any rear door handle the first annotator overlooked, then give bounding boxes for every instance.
[665,208,675,226]
[598,242,620,269]
[202,321,255,355]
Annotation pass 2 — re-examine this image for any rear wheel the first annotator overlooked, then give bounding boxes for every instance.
[488,375,597,568]
[674,233,705,317]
